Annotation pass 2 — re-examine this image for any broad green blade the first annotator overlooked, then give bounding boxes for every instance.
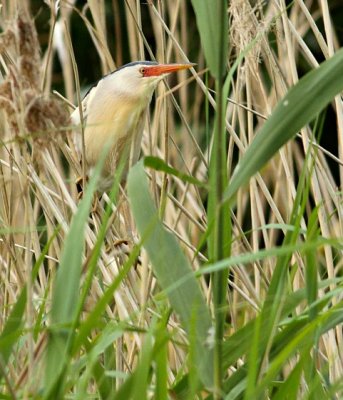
[127,161,213,389]
[190,0,228,79]
[224,47,343,202]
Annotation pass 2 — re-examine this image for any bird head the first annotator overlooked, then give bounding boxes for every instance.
[109,61,194,100]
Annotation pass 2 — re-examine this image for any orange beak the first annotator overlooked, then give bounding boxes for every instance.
[143,63,195,77]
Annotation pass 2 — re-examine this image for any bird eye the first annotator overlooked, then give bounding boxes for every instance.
[139,67,146,76]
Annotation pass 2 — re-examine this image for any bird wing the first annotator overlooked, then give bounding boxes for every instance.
[129,108,147,167]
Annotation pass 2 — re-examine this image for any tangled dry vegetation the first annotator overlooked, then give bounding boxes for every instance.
[0,0,343,398]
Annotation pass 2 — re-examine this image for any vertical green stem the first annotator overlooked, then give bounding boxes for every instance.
[212,85,230,399]
[212,2,230,398]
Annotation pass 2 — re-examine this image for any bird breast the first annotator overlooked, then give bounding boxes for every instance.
[80,94,148,177]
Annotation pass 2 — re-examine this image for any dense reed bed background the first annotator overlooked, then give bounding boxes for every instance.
[1,0,343,398]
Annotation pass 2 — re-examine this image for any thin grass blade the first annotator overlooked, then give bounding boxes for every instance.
[144,156,206,187]
[0,288,26,371]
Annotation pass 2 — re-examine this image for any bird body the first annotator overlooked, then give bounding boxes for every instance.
[71,61,193,189]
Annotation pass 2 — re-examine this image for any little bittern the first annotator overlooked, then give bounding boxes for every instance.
[71,61,193,190]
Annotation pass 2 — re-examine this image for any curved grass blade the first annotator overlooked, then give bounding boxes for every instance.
[144,156,206,187]
[44,152,105,398]
[0,288,26,372]
[224,47,343,202]
[127,161,213,389]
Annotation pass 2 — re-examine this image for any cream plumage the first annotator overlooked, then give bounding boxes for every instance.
[70,61,193,190]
